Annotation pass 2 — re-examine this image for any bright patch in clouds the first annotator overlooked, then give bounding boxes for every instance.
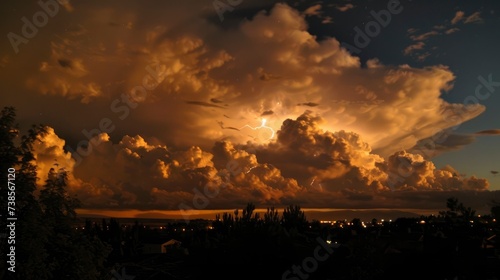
[2,1,496,212]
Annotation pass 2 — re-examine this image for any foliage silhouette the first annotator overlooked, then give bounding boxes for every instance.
[0,106,111,280]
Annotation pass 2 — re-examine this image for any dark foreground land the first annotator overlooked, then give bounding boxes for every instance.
[91,205,500,280]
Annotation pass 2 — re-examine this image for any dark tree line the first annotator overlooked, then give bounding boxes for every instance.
[212,203,308,238]
[0,107,110,280]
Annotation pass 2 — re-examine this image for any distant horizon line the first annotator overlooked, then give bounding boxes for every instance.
[75,207,452,221]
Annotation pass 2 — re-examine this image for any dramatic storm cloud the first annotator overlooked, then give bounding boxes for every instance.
[7,3,484,153]
[2,1,498,213]
[30,111,491,211]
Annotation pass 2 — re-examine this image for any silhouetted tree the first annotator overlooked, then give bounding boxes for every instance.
[490,200,500,219]
[441,197,476,221]
[0,107,110,279]
[459,204,476,221]
[447,197,459,211]
[264,206,280,225]
[0,106,18,175]
[234,208,240,224]
[213,212,235,236]
[40,168,80,232]
[351,218,363,232]
[126,220,143,257]
[282,204,307,232]
[222,212,234,229]
[40,168,110,279]
[0,107,51,279]
[263,206,283,237]
[242,202,256,224]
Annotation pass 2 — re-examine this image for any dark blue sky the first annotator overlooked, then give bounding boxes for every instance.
[283,0,500,189]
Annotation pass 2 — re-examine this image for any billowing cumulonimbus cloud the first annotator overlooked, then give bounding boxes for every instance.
[11,2,483,157]
[253,112,488,193]
[32,128,303,209]
[32,127,78,185]
[8,2,493,211]
[385,151,488,191]
[31,117,490,211]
